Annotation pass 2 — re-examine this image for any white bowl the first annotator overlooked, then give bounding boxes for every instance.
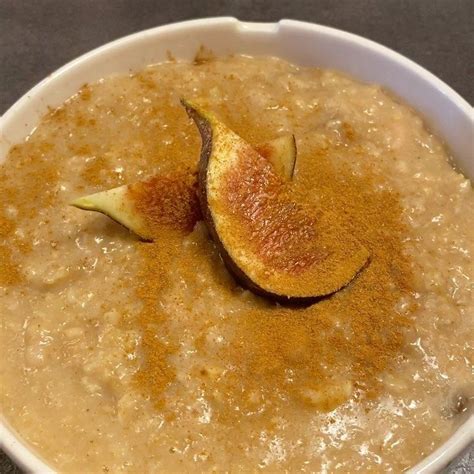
[0,17,472,473]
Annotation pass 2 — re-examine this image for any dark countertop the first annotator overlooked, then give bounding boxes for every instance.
[0,0,472,472]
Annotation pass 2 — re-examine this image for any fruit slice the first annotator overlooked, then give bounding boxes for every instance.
[182,99,370,303]
[71,172,201,241]
[71,136,296,241]
[254,134,296,180]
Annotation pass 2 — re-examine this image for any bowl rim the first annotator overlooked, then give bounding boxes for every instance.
[0,16,472,474]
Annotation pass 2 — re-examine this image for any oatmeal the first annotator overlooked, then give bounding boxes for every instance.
[0,56,472,472]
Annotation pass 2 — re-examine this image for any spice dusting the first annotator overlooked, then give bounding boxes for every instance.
[225,147,412,416]
[134,235,178,406]
[128,172,201,235]
[131,123,414,415]
[0,87,415,418]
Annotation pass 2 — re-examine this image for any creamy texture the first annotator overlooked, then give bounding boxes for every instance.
[0,56,472,472]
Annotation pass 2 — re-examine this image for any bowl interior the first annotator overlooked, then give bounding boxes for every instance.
[0,17,472,473]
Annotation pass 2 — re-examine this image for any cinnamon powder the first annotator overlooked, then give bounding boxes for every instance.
[128,171,201,235]
[133,131,415,413]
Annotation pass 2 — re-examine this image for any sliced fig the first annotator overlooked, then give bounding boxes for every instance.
[254,134,296,180]
[71,172,201,241]
[182,99,370,302]
[71,137,296,241]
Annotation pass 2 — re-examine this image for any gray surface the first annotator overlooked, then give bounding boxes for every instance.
[0,0,472,472]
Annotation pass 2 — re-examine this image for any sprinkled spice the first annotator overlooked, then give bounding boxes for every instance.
[0,245,21,286]
[224,144,414,412]
[0,144,59,285]
[236,150,411,404]
[0,80,415,417]
[128,172,201,235]
[132,125,415,414]
[134,234,179,406]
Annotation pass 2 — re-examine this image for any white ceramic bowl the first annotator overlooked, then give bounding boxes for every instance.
[0,17,472,473]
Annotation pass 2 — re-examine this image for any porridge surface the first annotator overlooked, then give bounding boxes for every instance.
[0,55,472,472]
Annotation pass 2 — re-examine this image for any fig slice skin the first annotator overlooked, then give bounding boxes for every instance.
[70,138,296,241]
[182,99,370,303]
